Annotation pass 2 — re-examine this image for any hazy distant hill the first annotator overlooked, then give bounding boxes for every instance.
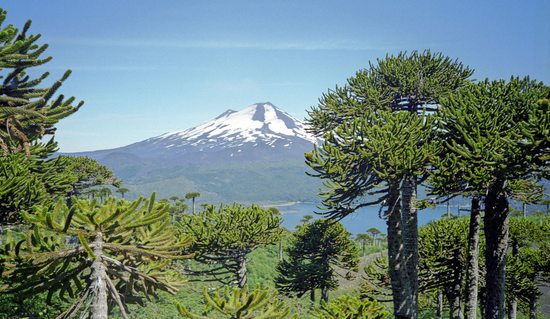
[68,103,322,202]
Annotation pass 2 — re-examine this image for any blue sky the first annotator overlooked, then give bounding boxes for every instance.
[2,0,549,152]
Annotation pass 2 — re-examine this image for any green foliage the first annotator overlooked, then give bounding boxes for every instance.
[310,295,388,319]
[0,194,192,318]
[0,140,74,224]
[418,218,470,292]
[360,256,392,303]
[439,78,549,190]
[179,203,283,286]
[507,216,550,310]
[276,219,359,301]
[176,285,296,319]
[58,155,121,195]
[307,50,473,134]
[0,8,82,155]
[185,192,201,200]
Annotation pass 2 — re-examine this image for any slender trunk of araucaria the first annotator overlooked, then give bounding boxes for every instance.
[401,175,418,319]
[321,286,329,304]
[484,178,509,319]
[278,239,283,262]
[236,254,247,288]
[465,196,481,319]
[449,261,464,319]
[529,295,537,319]
[508,241,519,319]
[91,232,108,319]
[192,198,196,214]
[508,301,517,319]
[310,289,315,302]
[436,289,443,319]
[386,181,412,319]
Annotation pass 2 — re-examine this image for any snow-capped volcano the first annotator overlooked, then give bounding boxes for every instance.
[77,102,319,166]
[152,102,317,150]
[68,102,321,202]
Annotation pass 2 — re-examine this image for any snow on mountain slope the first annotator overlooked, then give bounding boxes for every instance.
[150,102,318,149]
[67,102,322,201]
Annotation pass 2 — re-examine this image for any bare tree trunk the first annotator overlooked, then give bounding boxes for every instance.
[321,286,329,304]
[437,289,444,319]
[310,289,315,302]
[386,182,412,319]
[236,255,247,288]
[449,283,463,319]
[402,175,418,319]
[484,179,509,319]
[508,241,519,319]
[91,232,108,319]
[522,202,527,217]
[278,239,283,262]
[529,296,537,319]
[508,300,517,319]
[465,196,481,319]
[192,198,196,214]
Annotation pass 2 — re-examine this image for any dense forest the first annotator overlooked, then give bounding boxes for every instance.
[1,7,549,319]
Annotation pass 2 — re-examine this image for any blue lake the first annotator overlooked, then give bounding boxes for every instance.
[270,202,451,234]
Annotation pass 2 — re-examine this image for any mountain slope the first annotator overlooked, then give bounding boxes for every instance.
[70,103,321,202]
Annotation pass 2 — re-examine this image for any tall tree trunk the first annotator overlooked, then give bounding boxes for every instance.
[386,182,412,319]
[522,202,527,217]
[321,286,329,304]
[484,178,509,319]
[310,289,315,302]
[449,261,464,319]
[278,239,283,262]
[529,296,537,319]
[508,241,519,319]
[402,175,418,319]
[192,198,196,214]
[465,196,481,319]
[508,300,517,319]
[91,232,108,319]
[437,289,444,319]
[236,255,247,288]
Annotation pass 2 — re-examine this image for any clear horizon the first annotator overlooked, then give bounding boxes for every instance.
[3,1,549,152]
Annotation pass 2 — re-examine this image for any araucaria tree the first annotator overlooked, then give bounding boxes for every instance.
[0,194,192,319]
[0,8,82,155]
[179,203,283,287]
[418,218,470,319]
[176,286,296,319]
[439,78,549,319]
[306,51,472,318]
[0,8,84,225]
[275,218,358,303]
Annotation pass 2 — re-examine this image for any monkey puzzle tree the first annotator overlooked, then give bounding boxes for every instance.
[418,218,471,319]
[506,217,550,319]
[176,286,296,319]
[0,8,82,155]
[0,140,75,224]
[0,194,192,319]
[179,203,283,288]
[306,51,472,319]
[185,192,201,214]
[58,155,121,196]
[276,219,358,303]
[439,78,549,319]
[310,295,388,319]
[116,187,129,199]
